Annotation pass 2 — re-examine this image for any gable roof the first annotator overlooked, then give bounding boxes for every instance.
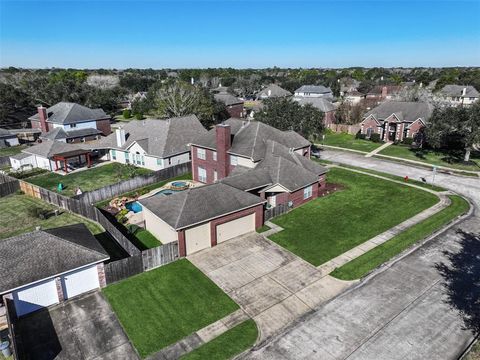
[257,84,292,98]
[214,92,244,106]
[439,85,479,98]
[139,183,265,230]
[40,127,102,141]
[23,140,89,158]
[0,224,109,293]
[29,102,108,125]
[192,119,311,161]
[221,140,327,192]
[364,101,433,123]
[295,85,332,94]
[91,115,207,158]
[367,85,403,95]
[0,128,15,138]
[293,97,336,112]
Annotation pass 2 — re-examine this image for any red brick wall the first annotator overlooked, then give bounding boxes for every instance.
[288,182,319,207]
[210,204,264,247]
[97,263,106,288]
[216,125,231,179]
[31,120,42,130]
[361,117,380,136]
[191,146,218,184]
[408,120,424,138]
[226,104,244,118]
[323,111,336,126]
[96,118,112,135]
[178,230,186,257]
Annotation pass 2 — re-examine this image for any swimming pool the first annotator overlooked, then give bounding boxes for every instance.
[125,201,143,213]
[171,181,187,188]
[154,189,182,196]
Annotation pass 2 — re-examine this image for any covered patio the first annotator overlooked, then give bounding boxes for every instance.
[53,149,92,174]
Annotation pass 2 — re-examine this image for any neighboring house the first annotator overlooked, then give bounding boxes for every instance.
[339,78,360,96]
[360,101,433,142]
[91,115,207,171]
[119,91,148,110]
[365,85,403,101]
[344,90,365,105]
[214,92,245,118]
[256,84,292,99]
[39,127,103,144]
[293,97,337,126]
[0,224,108,317]
[29,103,112,140]
[294,85,333,100]
[0,128,19,148]
[139,183,265,256]
[10,140,92,172]
[439,85,479,106]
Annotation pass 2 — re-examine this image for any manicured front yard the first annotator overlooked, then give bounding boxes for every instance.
[269,167,439,266]
[320,132,382,153]
[27,162,152,197]
[379,144,480,171]
[181,319,258,360]
[103,259,239,358]
[332,195,470,280]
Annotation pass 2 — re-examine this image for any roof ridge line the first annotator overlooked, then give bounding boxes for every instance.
[250,122,261,158]
[175,190,190,229]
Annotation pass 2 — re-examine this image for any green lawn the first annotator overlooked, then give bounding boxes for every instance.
[131,228,162,249]
[379,144,480,171]
[331,195,469,280]
[0,144,26,157]
[181,320,258,360]
[27,162,152,197]
[103,259,239,358]
[320,132,382,153]
[269,168,439,266]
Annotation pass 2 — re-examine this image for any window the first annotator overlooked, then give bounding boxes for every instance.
[303,185,313,199]
[198,167,207,182]
[230,155,238,166]
[214,170,218,182]
[366,128,373,138]
[70,123,77,128]
[124,152,130,164]
[111,149,117,160]
[197,148,206,160]
[212,151,217,161]
[157,158,163,166]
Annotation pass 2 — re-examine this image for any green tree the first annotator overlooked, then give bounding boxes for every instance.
[255,98,324,140]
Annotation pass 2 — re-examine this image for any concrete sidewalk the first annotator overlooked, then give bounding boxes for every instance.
[365,141,392,157]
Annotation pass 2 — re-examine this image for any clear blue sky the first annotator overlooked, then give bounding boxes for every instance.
[1,0,479,68]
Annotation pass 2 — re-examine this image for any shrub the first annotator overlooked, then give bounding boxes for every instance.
[355,132,366,140]
[402,137,414,146]
[370,133,382,143]
[134,112,143,120]
[123,109,131,119]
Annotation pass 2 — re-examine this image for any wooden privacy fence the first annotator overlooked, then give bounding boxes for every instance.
[0,173,19,197]
[326,123,361,135]
[74,161,191,204]
[264,203,290,221]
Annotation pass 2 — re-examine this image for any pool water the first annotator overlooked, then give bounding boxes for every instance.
[171,181,187,188]
[126,201,143,213]
[154,189,182,196]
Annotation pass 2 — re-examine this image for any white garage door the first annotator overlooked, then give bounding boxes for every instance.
[216,213,255,243]
[61,265,100,299]
[13,279,59,316]
[185,222,211,255]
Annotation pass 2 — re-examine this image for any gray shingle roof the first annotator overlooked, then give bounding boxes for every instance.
[40,127,100,141]
[23,140,88,158]
[0,128,14,138]
[439,85,479,98]
[221,140,327,192]
[294,97,336,112]
[139,183,265,230]
[192,119,311,161]
[91,115,207,158]
[364,101,433,123]
[257,84,292,98]
[29,102,108,125]
[10,152,31,160]
[0,224,109,293]
[214,92,244,106]
[295,85,332,94]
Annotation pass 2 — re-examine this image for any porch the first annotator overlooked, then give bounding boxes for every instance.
[52,149,93,174]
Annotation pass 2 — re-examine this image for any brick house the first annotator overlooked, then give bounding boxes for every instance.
[293,97,337,126]
[439,85,479,106]
[360,101,433,142]
[29,102,112,143]
[214,92,245,118]
[139,183,265,256]
[0,224,109,317]
[190,119,327,209]
[365,85,403,102]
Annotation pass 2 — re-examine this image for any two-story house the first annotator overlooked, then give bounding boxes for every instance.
[439,85,479,106]
[294,85,333,100]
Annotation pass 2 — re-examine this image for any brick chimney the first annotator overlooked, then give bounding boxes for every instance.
[37,106,49,133]
[216,124,231,179]
[381,86,388,98]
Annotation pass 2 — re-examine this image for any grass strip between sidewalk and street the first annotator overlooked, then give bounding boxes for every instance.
[180,319,258,360]
[331,195,470,281]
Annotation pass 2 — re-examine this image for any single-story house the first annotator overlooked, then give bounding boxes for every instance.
[439,85,479,106]
[0,224,109,317]
[139,183,265,256]
[294,85,333,100]
[360,101,433,142]
[293,97,337,126]
[90,115,207,171]
[214,92,245,118]
[29,102,112,140]
[0,128,19,148]
[10,140,92,173]
[256,84,292,99]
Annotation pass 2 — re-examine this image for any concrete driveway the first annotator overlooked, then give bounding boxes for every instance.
[188,233,353,342]
[242,150,480,360]
[15,291,138,360]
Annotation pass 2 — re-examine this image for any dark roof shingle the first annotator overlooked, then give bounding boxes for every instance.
[29,102,108,125]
